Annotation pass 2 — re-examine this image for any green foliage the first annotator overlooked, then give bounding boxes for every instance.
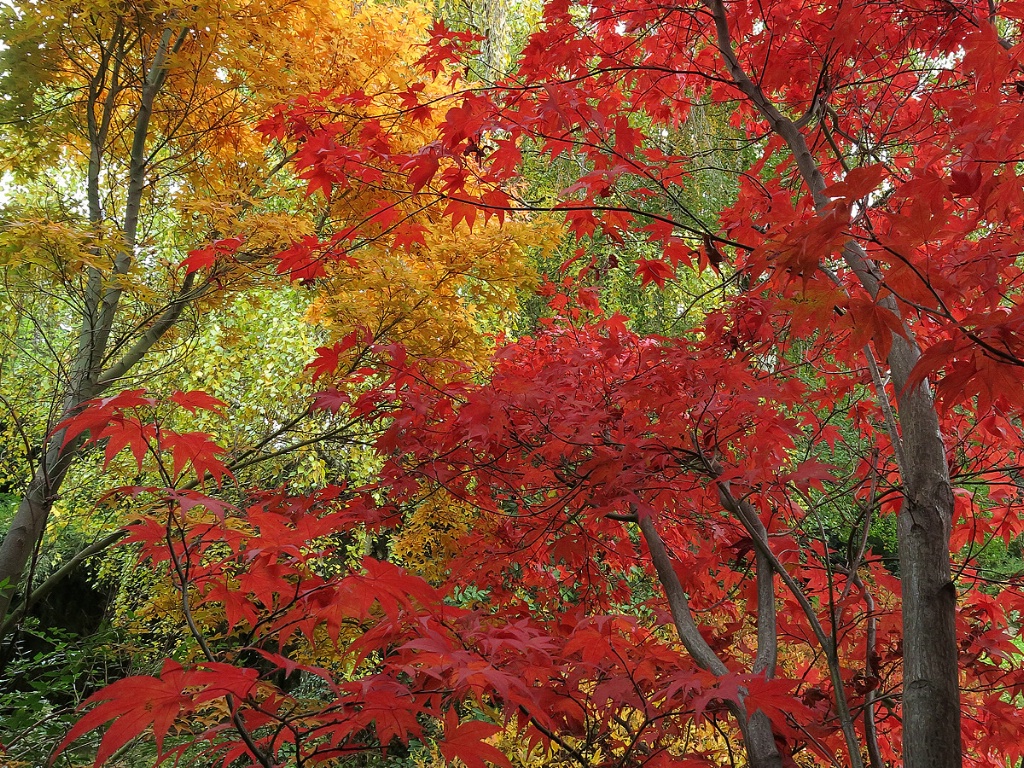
[513,102,758,338]
[436,0,546,78]
[0,620,140,767]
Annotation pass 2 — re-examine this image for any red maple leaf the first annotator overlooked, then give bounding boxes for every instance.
[439,711,512,768]
[161,431,231,485]
[56,659,195,766]
[634,258,675,288]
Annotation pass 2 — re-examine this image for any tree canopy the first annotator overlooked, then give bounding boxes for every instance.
[3,0,1024,767]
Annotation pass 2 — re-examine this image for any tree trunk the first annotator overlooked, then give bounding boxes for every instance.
[638,515,784,768]
[889,340,961,766]
[0,23,184,636]
[704,4,963,758]
[0,440,80,625]
[742,710,783,768]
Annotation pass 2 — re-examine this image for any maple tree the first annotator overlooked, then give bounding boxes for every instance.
[48,319,1021,768]
[25,0,1024,767]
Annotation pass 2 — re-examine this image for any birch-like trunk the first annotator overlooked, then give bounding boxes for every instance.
[0,24,186,630]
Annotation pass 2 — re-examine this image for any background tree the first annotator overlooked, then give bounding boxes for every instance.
[0,0,540,628]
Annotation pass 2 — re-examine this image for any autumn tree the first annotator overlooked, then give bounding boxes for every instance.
[0,0,538,662]
[0,0,296,631]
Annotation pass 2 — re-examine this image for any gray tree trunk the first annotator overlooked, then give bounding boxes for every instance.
[889,340,961,765]
[704,2,963,764]
[741,711,784,768]
[0,22,185,632]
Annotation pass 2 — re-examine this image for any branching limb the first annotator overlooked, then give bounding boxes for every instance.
[636,514,729,676]
[0,528,128,640]
[715,482,864,768]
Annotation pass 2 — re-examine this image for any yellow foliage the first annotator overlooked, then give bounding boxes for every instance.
[408,710,738,768]
[391,488,478,583]
[0,219,102,272]
[2,0,553,368]
[308,219,556,368]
